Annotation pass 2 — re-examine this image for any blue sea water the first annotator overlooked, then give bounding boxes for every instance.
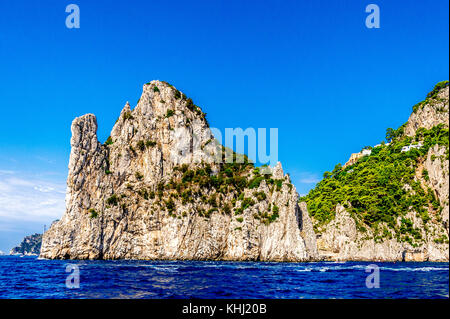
[0,255,447,299]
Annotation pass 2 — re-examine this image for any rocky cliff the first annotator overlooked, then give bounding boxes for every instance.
[405,81,449,137]
[40,81,316,261]
[41,80,449,262]
[10,233,42,255]
[301,81,449,262]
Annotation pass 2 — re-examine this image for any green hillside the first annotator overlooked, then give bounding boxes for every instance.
[300,81,449,246]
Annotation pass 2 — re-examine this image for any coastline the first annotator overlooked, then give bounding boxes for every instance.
[34,255,450,263]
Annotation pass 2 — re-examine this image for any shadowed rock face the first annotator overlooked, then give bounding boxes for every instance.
[40,81,316,261]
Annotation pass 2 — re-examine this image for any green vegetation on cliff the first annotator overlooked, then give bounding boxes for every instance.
[116,145,287,224]
[413,80,449,113]
[10,233,43,255]
[300,82,449,245]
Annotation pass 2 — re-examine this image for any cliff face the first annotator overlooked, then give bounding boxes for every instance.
[405,83,449,137]
[10,233,42,255]
[313,204,448,262]
[302,82,449,262]
[41,80,449,262]
[40,81,315,261]
[408,84,449,229]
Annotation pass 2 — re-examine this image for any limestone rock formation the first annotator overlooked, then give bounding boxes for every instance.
[40,81,314,261]
[312,204,448,262]
[405,83,449,137]
[301,81,449,262]
[41,80,449,262]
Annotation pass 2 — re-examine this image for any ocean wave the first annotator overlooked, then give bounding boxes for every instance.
[299,264,448,273]
[295,268,312,272]
[379,266,448,272]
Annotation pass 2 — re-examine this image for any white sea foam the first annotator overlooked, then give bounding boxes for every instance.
[309,264,448,272]
[296,268,312,272]
[379,266,448,272]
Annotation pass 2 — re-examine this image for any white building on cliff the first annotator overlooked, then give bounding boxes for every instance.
[401,142,423,152]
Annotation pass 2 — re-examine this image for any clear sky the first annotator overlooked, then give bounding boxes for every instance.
[0,0,448,252]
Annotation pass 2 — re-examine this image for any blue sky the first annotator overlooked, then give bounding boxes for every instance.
[0,0,448,252]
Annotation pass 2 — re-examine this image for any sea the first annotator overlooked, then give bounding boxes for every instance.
[0,255,448,299]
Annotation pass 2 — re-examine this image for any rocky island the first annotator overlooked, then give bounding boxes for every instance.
[10,233,42,255]
[40,80,315,261]
[40,80,449,262]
